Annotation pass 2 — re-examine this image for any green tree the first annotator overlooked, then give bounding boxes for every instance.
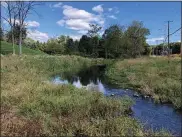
[170,42,181,54]
[6,24,27,45]
[87,24,102,57]
[44,38,66,55]
[78,35,92,56]
[102,24,124,58]
[124,21,150,58]
[66,37,75,54]
[90,36,100,57]
[0,27,4,41]
[87,24,102,38]
[23,37,37,49]
[143,44,151,56]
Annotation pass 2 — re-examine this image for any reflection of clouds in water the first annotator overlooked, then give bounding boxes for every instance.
[73,78,82,88]
[52,76,106,94]
[97,79,105,94]
[52,76,68,84]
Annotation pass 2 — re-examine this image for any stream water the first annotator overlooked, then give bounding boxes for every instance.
[52,65,182,136]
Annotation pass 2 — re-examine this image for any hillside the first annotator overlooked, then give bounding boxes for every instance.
[1,41,45,55]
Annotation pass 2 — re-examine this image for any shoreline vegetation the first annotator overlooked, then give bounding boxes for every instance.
[1,54,172,136]
[105,56,181,110]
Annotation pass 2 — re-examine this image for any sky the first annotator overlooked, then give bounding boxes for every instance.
[1,1,181,45]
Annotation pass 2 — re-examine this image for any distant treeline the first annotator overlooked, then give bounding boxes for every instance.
[151,42,181,55]
[2,20,180,58]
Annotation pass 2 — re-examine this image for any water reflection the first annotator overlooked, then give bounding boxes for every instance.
[52,76,106,94]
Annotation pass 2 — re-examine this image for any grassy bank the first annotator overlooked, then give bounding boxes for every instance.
[105,56,181,109]
[1,41,45,55]
[1,55,171,136]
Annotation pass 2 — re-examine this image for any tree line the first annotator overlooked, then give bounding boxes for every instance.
[151,42,181,55]
[2,20,152,58]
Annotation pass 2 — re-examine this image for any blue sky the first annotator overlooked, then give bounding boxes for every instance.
[1,1,181,45]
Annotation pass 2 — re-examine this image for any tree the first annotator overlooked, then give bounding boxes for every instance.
[78,35,92,56]
[0,27,4,40]
[97,38,105,58]
[66,38,75,54]
[170,42,181,54]
[74,40,79,52]
[6,24,27,44]
[16,1,39,55]
[143,44,151,56]
[125,21,150,58]
[23,37,37,49]
[1,2,18,54]
[90,36,100,57]
[87,24,102,57]
[44,38,66,55]
[102,24,124,58]
[87,24,102,37]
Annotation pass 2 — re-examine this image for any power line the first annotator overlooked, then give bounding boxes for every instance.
[163,27,181,43]
[169,27,181,36]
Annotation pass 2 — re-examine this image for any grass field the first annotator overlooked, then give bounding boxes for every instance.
[105,56,181,109]
[1,54,171,136]
[1,41,45,55]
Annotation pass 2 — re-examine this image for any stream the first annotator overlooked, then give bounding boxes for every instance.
[52,65,182,136]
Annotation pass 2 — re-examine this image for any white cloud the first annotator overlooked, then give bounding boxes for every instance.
[63,5,94,20]
[62,5,72,9]
[107,7,120,14]
[146,37,164,45]
[98,20,104,25]
[146,37,164,42]
[3,19,40,28]
[108,8,112,12]
[3,19,20,25]
[57,19,65,26]
[27,30,49,42]
[107,15,117,19]
[57,5,105,32]
[178,40,181,42]
[53,2,62,8]
[66,19,90,30]
[26,21,40,27]
[92,5,104,13]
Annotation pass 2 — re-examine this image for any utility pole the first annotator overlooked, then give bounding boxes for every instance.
[166,21,173,63]
[167,21,173,53]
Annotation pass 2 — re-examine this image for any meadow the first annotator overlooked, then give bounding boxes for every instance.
[1,41,45,55]
[1,54,171,136]
[105,56,181,109]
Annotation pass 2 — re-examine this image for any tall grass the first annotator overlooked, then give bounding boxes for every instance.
[1,55,172,136]
[105,56,181,109]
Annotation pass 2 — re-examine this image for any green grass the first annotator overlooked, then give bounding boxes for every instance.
[1,55,172,136]
[105,56,181,109]
[1,41,45,55]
